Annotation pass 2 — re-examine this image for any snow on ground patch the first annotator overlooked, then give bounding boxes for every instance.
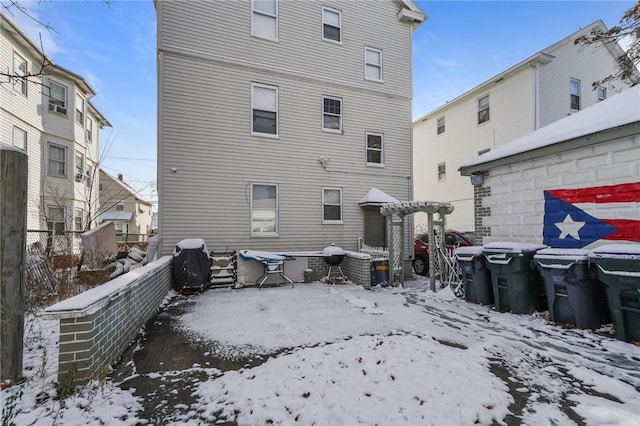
[195,333,511,425]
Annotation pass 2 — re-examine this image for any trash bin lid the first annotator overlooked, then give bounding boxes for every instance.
[589,243,640,259]
[174,238,209,256]
[482,242,547,254]
[534,248,590,262]
[454,246,483,257]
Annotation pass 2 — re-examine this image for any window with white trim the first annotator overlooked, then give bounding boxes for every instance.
[322,96,342,132]
[12,126,27,151]
[76,94,85,126]
[75,208,84,231]
[366,132,383,166]
[252,0,278,41]
[48,143,66,176]
[116,202,124,211]
[364,47,383,81]
[322,187,342,223]
[252,83,278,136]
[436,116,445,135]
[85,164,93,187]
[437,162,446,181]
[48,80,68,115]
[75,151,84,182]
[86,117,94,142]
[477,94,489,124]
[570,78,581,110]
[13,52,27,95]
[47,206,65,232]
[322,6,341,43]
[251,183,278,235]
[597,86,607,102]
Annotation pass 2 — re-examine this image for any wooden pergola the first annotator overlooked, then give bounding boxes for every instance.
[380,201,454,289]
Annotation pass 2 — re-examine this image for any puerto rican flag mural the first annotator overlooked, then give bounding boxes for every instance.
[543,182,640,248]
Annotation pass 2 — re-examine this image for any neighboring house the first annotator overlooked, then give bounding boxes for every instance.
[98,170,154,239]
[459,84,640,247]
[156,1,426,256]
[413,20,638,234]
[0,12,110,232]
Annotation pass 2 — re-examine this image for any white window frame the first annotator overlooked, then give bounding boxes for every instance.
[86,117,94,142]
[12,126,27,151]
[116,202,125,211]
[570,78,581,110]
[436,116,445,135]
[437,162,446,181]
[251,83,279,137]
[477,94,490,124]
[364,47,383,82]
[251,183,279,237]
[76,94,85,126]
[322,96,342,133]
[365,132,384,167]
[48,143,67,176]
[85,164,93,187]
[597,86,607,102]
[47,206,66,233]
[74,208,84,231]
[75,151,84,182]
[251,0,278,41]
[48,80,68,115]
[322,187,343,224]
[13,52,27,96]
[322,6,342,44]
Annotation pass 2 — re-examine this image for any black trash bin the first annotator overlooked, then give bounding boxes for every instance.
[371,258,389,287]
[483,242,547,314]
[455,246,493,305]
[534,248,604,329]
[172,238,211,291]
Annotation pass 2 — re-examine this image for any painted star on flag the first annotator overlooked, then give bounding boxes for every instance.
[554,214,585,240]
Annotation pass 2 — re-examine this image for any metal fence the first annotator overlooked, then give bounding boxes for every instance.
[26,230,151,257]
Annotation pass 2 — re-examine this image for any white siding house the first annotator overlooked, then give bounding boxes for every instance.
[156,1,426,256]
[0,13,110,233]
[413,20,638,235]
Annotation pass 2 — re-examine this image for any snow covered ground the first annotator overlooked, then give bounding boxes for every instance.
[3,278,640,425]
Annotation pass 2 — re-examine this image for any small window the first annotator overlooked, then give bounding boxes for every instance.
[75,208,84,231]
[86,117,94,142]
[48,143,66,176]
[99,183,104,192]
[366,132,383,166]
[48,80,68,115]
[570,79,581,110]
[597,86,607,102]
[322,96,342,132]
[252,0,278,41]
[251,83,278,136]
[437,162,446,181]
[322,187,342,223]
[251,183,278,236]
[13,52,27,95]
[12,126,27,151]
[75,151,84,182]
[364,47,383,82]
[85,164,93,187]
[116,202,124,211]
[47,206,65,233]
[478,95,490,124]
[436,117,445,135]
[478,148,490,156]
[76,94,85,126]
[322,6,341,43]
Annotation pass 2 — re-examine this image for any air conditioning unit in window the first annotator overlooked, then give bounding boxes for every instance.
[75,172,84,182]
[49,104,67,115]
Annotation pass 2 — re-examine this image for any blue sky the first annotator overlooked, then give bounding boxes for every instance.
[6,0,636,208]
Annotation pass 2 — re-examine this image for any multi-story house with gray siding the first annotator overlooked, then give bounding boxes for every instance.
[0,12,110,234]
[156,1,426,256]
[413,20,638,235]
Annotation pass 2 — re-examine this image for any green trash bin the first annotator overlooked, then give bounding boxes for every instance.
[589,244,640,343]
[483,242,547,314]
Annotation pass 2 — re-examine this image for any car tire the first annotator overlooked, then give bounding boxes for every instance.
[413,256,428,276]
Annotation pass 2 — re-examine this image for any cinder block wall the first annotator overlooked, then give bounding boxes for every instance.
[343,252,373,288]
[45,256,173,384]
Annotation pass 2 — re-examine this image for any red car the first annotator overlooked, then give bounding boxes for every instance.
[413,229,477,275]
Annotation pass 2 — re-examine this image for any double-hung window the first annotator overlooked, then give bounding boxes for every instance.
[75,151,84,182]
[116,202,125,211]
[76,94,85,125]
[251,183,278,236]
[48,143,66,176]
[477,94,490,124]
[75,208,84,231]
[436,117,445,135]
[48,80,68,115]
[597,86,607,102]
[12,126,27,151]
[13,52,27,95]
[86,117,94,142]
[252,0,278,41]
[322,6,341,43]
[364,47,383,82]
[570,78,581,110]
[322,96,342,132]
[437,162,446,181]
[251,83,278,136]
[47,206,65,232]
[322,187,342,224]
[366,132,383,166]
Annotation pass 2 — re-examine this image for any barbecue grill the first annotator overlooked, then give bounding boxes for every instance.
[322,244,347,283]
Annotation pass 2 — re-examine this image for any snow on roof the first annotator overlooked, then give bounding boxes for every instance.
[98,211,133,222]
[358,188,400,205]
[461,85,640,173]
[100,168,153,205]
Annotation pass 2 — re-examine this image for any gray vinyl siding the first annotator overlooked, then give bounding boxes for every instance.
[158,0,416,255]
